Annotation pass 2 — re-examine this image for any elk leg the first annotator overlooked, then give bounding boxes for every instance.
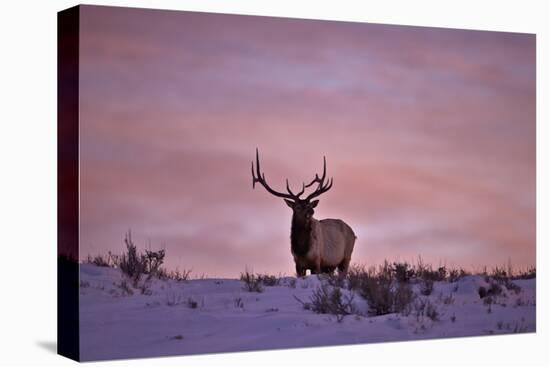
[311,261,321,275]
[295,264,306,277]
[338,258,351,278]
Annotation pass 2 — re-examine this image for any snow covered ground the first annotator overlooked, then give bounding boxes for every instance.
[79,264,536,361]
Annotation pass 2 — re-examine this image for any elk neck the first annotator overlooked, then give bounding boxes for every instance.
[290,215,312,257]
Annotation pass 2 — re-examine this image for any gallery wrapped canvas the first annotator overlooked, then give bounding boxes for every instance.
[58,5,536,362]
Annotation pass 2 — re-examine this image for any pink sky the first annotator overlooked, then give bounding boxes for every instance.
[78,5,535,277]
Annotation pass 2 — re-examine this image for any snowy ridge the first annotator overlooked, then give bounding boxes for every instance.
[79,264,535,361]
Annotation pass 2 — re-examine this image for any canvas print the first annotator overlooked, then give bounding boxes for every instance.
[57,5,536,362]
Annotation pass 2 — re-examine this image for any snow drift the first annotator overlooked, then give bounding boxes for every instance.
[79,264,536,361]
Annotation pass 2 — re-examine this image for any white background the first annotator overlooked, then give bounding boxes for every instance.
[0,0,547,366]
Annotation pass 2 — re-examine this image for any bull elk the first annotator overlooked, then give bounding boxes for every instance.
[251,149,356,276]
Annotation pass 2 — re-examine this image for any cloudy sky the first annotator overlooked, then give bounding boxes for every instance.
[78,5,535,277]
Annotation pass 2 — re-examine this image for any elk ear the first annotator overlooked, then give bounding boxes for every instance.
[310,200,319,208]
[284,199,295,208]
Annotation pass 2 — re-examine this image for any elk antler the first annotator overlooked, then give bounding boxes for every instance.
[251,148,304,201]
[304,156,333,201]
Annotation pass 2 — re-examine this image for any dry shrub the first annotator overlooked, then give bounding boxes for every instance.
[391,262,415,283]
[356,269,414,316]
[257,274,281,287]
[119,232,146,285]
[118,231,167,285]
[306,283,356,322]
[420,279,434,296]
[406,297,439,321]
[240,270,264,293]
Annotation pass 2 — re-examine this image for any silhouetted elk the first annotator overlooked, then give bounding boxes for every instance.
[251,149,356,277]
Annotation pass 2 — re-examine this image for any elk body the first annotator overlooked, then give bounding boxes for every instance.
[251,149,356,276]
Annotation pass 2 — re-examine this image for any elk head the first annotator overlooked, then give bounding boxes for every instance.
[251,148,333,225]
